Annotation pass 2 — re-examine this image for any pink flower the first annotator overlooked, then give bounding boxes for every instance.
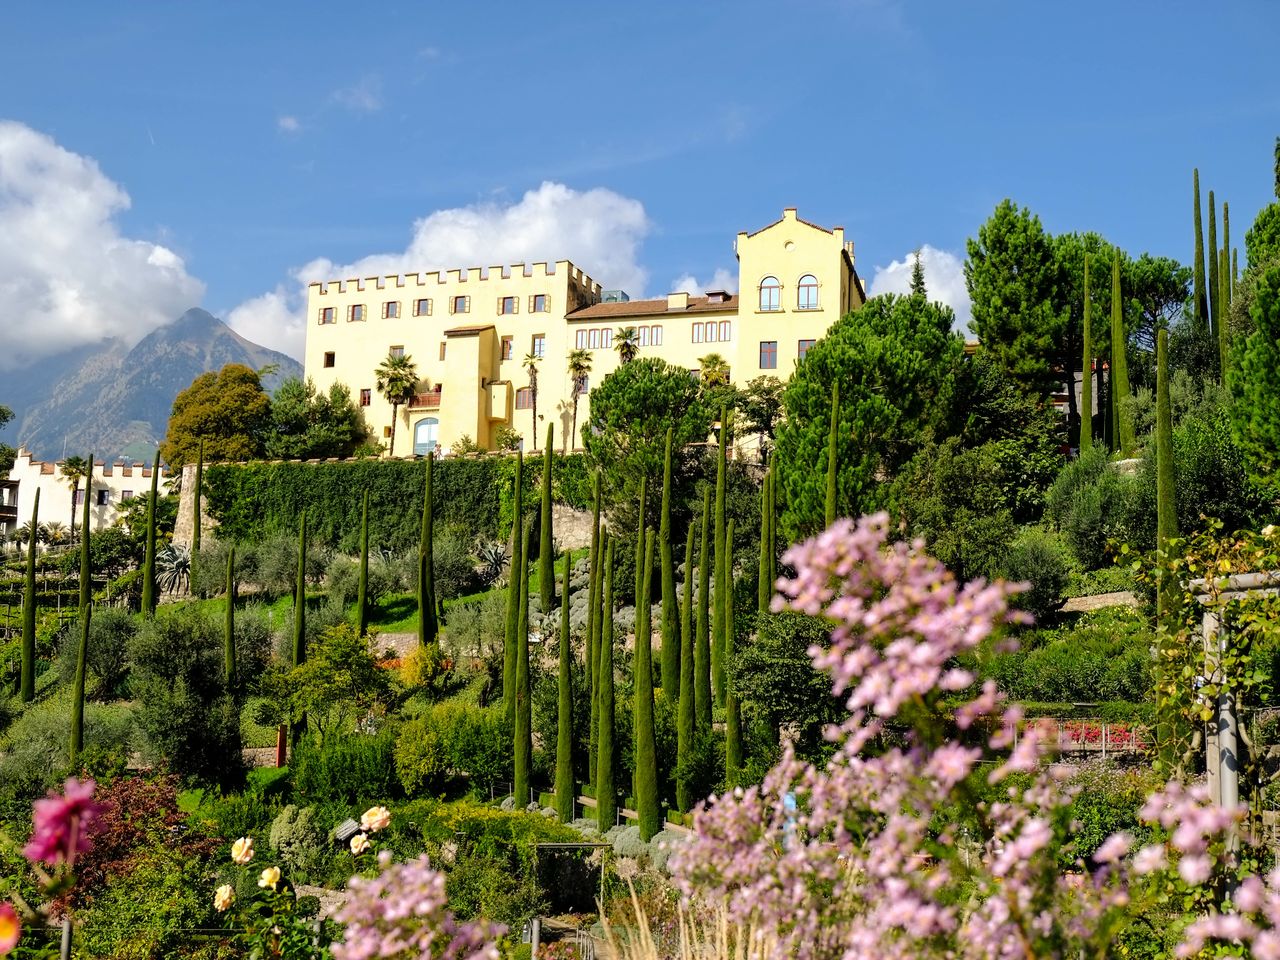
[1179,854,1212,886]
[1093,832,1132,864]
[0,902,19,955]
[23,778,105,866]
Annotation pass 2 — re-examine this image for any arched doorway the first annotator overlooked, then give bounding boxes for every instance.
[413,417,439,456]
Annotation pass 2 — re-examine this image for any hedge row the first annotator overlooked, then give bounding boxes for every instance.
[203,454,594,553]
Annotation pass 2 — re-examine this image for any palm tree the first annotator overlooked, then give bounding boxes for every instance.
[567,348,592,452]
[615,327,640,364]
[156,543,192,595]
[15,521,47,548]
[699,353,731,387]
[43,521,69,548]
[61,456,88,542]
[523,352,541,448]
[374,352,419,458]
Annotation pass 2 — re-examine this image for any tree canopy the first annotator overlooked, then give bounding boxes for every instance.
[161,363,273,470]
[265,377,369,461]
[1229,264,1280,495]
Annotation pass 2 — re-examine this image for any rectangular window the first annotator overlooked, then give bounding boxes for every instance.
[439,342,446,361]
[578,375,589,391]
[532,334,546,358]
[501,336,513,360]
[452,295,469,314]
[96,489,110,506]
[360,388,371,406]
[719,321,732,341]
[414,298,432,317]
[692,323,704,344]
[390,345,405,359]
[588,328,600,349]
[383,426,392,438]
[73,489,84,507]
[602,328,612,348]
[500,296,517,315]
[515,387,532,410]
[323,351,336,368]
[122,490,133,501]
[575,330,586,349]
[383,301,400,319]
[532,294,548,312]
[349,304,366,322]
[319,306,335,324]
[651,325,663,346]
[706,321,718,343]
[640,326,651,347]
[759,341,778,369]
[798,338,816,361]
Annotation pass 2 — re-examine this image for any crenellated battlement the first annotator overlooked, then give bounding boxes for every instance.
[309,259,602,296]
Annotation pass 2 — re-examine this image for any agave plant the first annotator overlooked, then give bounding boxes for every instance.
[156,542,192,595]
[475,539,509,585]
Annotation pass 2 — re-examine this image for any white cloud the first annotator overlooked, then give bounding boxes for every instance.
[868,244,973,333]
[0,121,205,371]
[670,268,738,297]
[332,76,382,112]
[227,181,652,359]
[277,115,301,133]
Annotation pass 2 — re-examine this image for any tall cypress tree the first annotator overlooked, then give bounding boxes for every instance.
[1219,246,1231,381]
[1079,253,1094,454]
[1208,189,1220,336]
[514,524,532,808]
[585,472,602,781]
[78,455,92,613]
[757,461,773,612]
[724,519,742,787]
[69,604,91,766]
[192,438,204,554]
[539,425,555,613]
[712,412,729,706]
[554,550,574,822]
[292,511,308,747]
[634,477,647,608]
[357,490,370,636]
[503,453,524,727]
[1154,326,1179,766]
[141,450,160,617]
[1224,201,1231,298]
[419,453,438,645]
[591,528,610,791]
[595,540,616,831]
[825,383,839,527]
[658,427,679,700]
[19,488,40,702]
[633,529,661,841]
[694,486,712,731]
[676,523,696,813]
[225,544,237,690]
[1111,252,1135,456]
[1193,168,1208,329]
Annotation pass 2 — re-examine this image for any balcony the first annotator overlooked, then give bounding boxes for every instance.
[408,388,443,410]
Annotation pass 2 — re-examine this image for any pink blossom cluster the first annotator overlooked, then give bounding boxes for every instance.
[332,852,502,960]
[22,777,105,866]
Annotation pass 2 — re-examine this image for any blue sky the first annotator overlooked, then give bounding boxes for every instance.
[2,1,1277,364]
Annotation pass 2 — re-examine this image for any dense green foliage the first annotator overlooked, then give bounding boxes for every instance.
[161,363,273,470]
[265,376,369,461]
[1230,264,1280,495]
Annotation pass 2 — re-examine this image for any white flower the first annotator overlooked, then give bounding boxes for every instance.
[258,866,281,890]
[213,884,235,912]
[360,805,392,833]
[349,833,371,855]
[230,836,254,865]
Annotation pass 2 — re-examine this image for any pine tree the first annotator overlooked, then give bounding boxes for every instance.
[357,490,370,635]
[659,427,678,700]
[554,550,574,821]
[539,425,555,613]
[1209,189,1220,336]
[503,453,524,727]
[633,529,660,841]
[142,450,161,617]
[1193,168,1208,329]
[1110,252,1135,456]
[19,488,39,702]
[825,383,839,527]
[69,604,91,765]
[585,472,602,781]
[910,249,926,297]
[292,511,308,748]
[1079,253,1094,453]
[596,539,616,831]
[419,453,438,645]
[514,524,533,808]
[192,438,204,554]
[724,519,742,787]
[695,486,712,731]
[712,412,729,706]
[225,544,237,689]
[676,522,696,813]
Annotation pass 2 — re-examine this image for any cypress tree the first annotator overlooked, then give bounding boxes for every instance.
[694,486,712,731]
[1079,253,1094,454]
[503,453,524,726]
[19,488,39,702]
[1219,246,1231,381]
[659,427,678,700]
[225,544,237,689]
[141,450,160,617]
[514,524,532,808]
[595,539,616,831]
[767,454,777,589]
[1110,252,1135,456]
[292,512,307,747]
[357,490,370,635]
[676,522,696,812]
[712,412,729,706]
[1208,189,1220,336]
[1155,326,1180,767]
[539,425,555,613]
[419,453,438,645]
[1233,248,1239,301]
[78,455,92,612]
[591,528,610,791]
[724,519,742,787]
[633,529,660,841]
[825,383,839,527]
[1224,201,1231,298]
[554,550,574,822]
[758,461,772,612]
[192,438,204,554]
[634,477,647,606]
[1193,168,1208,328]
[69,604,91,766]
[585,472,602,780]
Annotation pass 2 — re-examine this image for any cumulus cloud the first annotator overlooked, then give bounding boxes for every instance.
[227,181,652,359]
[868,244,973,333]
[0,121,205,371]
[277,115,301,133]
[670,268,738,297]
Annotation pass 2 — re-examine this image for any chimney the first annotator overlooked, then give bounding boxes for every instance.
[667,291,690,311]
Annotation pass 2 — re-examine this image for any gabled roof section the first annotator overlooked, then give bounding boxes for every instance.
[741,207,837,240]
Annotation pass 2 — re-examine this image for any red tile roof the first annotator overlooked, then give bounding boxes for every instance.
[567,294,739,321]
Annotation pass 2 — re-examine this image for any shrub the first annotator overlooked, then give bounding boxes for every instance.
[396,702,509,798]
[292,728,400,804]
[325,552,394,607]
[395,716,449,796]
[446,854,546,927]
[0,696,135,801]
[433,523,480,600]
[1045,447,1141,569]
[269,803,329,878]
[996,526,1074,623]
[189,538,233,598]
[56,605,135,699]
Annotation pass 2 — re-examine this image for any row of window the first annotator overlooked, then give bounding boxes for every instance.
[691,321,733,344]
[574,327,614,350]
[318,294,550,325]
[500,334,546,360]
[72,489,127,506]
[758,339,816,369]
[758,275,819,312]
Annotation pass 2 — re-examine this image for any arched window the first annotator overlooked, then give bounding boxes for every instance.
[759,276,780,312]
[797,275,818,310]
[413,417,439,456]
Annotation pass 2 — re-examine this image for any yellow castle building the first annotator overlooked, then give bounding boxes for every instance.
[303,208,866,456]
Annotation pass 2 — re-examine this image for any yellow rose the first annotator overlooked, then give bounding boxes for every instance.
[350,833,371,855]
[213,884,235,912]
[230,836,255,865]
[258,866,281,890]
[360,805,392,833]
